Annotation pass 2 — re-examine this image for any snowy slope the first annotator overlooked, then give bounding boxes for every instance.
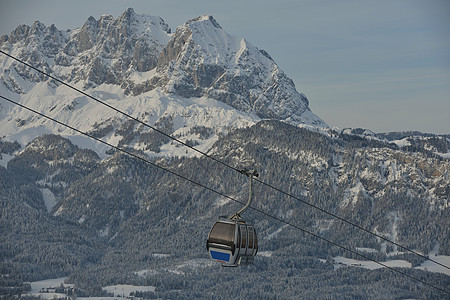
[0,81,259,157]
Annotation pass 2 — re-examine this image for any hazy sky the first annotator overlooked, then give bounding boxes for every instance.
[1,0,449,134]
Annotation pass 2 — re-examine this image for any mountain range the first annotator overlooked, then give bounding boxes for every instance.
[0,8,325,159]
[0,8,449,299]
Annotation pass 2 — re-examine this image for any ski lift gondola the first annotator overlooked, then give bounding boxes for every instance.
[206,169,259,266]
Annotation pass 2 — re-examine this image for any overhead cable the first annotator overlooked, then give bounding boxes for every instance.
[1,49,448,271]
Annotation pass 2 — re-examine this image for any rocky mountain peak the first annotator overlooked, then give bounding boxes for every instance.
[76,17,98,52]
[8,24,29,43]
[120,7,136,21]
[72,9,171,58]
[29,21,46,36]
[186,15,222,29]
[0,8,326,144]
[152,15,325,125]
[3,20,66,54]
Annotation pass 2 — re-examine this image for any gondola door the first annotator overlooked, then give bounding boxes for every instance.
[247,225,257,256]
[239,224,248,256]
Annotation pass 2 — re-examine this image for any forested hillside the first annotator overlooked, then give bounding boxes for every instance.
[1,120,448,298]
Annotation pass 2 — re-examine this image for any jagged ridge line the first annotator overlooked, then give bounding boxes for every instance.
[1,49,448,271]
[1,94,448,296]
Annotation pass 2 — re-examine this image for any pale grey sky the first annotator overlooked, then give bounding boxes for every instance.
[1,0,449,134]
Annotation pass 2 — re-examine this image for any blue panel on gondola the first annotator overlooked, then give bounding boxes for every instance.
[210,250,230,262]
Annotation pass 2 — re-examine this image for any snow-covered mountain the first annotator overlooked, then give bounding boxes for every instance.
[1,8,449,299]
[1,8,171,91]
[0,8,326,157]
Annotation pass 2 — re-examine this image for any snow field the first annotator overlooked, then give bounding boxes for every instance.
[102,284,156,296]
[333,254,450,276]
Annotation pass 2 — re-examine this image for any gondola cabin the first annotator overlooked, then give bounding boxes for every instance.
[206,218,258,266]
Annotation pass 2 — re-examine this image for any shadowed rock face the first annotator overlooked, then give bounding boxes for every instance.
[66,8,171,86]
[1,8,171,90]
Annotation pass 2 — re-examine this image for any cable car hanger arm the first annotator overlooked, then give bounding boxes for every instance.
[231,169,258,220]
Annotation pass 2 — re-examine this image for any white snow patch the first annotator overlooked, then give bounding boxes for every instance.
[214,196,231,208]
[3,125,52,146]
[415,255,450,276]
[0,153,14,168]
[78,215,86,224]
[128,68,157,84]
[334,256,412,270]
[392,138,411,148]
[39,188,58,212]
[380,242,387,254]
[387,212,401,254]
[65,134,111,159]
[102,284,156,297]
[259,251,273,257]
[265,225,288,240]
[107,165,118,174]
[174,258,215,270]
[334,252,450,276]
[53,205,64,216]
[27,277,70,293]
[24,277,74,299]
[356,247,378,253]
[26,291,66,299]
[429,243,440,256]
[135,269,160,277]
[167,258,214,274]
[152,253,170,258]
[341,181,366,207]
[108,232,118,242]
[436,152,450,159]
[99,226,110,237]
[414,244,450,276]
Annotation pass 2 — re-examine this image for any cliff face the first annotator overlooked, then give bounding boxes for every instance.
[0,8,171,91]
[0,10,325,126]
[151,15,323,124]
